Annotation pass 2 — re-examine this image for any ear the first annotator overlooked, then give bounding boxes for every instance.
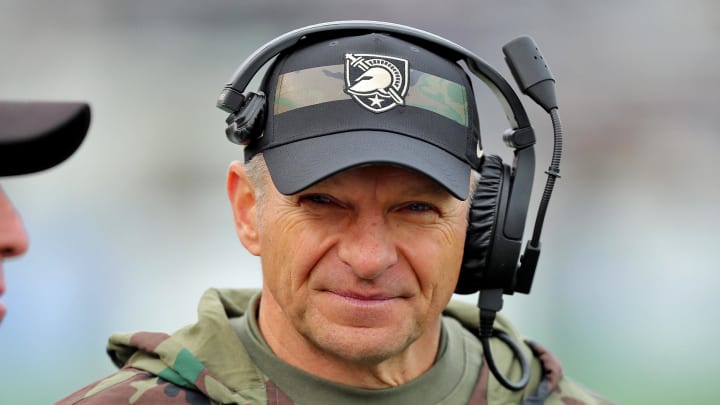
[227,161,261,256]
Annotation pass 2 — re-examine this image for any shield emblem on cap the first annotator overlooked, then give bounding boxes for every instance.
[344,53,409,113]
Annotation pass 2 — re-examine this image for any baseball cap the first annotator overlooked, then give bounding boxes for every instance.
[245,33,481,200]
[0,101,90,176]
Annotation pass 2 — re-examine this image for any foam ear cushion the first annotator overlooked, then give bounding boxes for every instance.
[455,154,505,294]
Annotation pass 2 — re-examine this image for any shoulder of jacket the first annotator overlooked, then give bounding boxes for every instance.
[541,376,617,405]
[55,367,221,405]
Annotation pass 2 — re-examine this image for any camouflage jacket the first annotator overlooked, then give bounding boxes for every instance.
[56,288,613,404]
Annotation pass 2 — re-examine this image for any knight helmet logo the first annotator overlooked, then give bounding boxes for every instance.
[344,53,409,113]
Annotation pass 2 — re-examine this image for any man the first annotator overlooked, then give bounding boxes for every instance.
[0,101,90,324]
[58,25,611,404]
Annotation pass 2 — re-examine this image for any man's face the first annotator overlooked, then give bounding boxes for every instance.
[244,165,469,363]
[0,186,30,323]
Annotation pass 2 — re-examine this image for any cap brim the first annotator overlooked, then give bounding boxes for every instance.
[0,101,91,176]
[263,131,471,200]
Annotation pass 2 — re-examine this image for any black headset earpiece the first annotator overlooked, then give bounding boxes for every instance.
[457,154,509,294]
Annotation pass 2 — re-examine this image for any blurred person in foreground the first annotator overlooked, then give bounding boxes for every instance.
[0,101,90,324]
[58,22,612,404]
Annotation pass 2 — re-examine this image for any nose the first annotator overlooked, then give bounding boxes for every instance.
[0,189,30,260]
[337,213,398,280]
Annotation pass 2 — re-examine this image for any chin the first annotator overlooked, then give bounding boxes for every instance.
[301,319,421,364]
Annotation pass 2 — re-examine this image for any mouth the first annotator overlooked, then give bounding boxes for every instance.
[326,290,402,306]
[316,289,410,326]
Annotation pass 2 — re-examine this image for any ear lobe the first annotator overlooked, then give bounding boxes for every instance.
[227,161,261,255]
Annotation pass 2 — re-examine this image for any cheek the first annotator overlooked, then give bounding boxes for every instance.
[258,212,336,302]
[400,221,467,298]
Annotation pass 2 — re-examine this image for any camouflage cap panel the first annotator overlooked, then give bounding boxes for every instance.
[274,64,468,127]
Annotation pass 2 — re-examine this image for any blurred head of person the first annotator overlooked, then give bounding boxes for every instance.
[0,101,90,323]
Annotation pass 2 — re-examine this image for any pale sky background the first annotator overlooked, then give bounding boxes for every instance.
[1,1,719,404]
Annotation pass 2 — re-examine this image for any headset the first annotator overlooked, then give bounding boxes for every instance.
[217,20,563,391]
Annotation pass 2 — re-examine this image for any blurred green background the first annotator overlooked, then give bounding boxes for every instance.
[2,1,719,403]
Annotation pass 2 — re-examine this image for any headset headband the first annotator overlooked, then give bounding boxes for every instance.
[217,20,531,129]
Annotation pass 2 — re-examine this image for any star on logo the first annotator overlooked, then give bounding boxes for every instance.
[368,95,384,107]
